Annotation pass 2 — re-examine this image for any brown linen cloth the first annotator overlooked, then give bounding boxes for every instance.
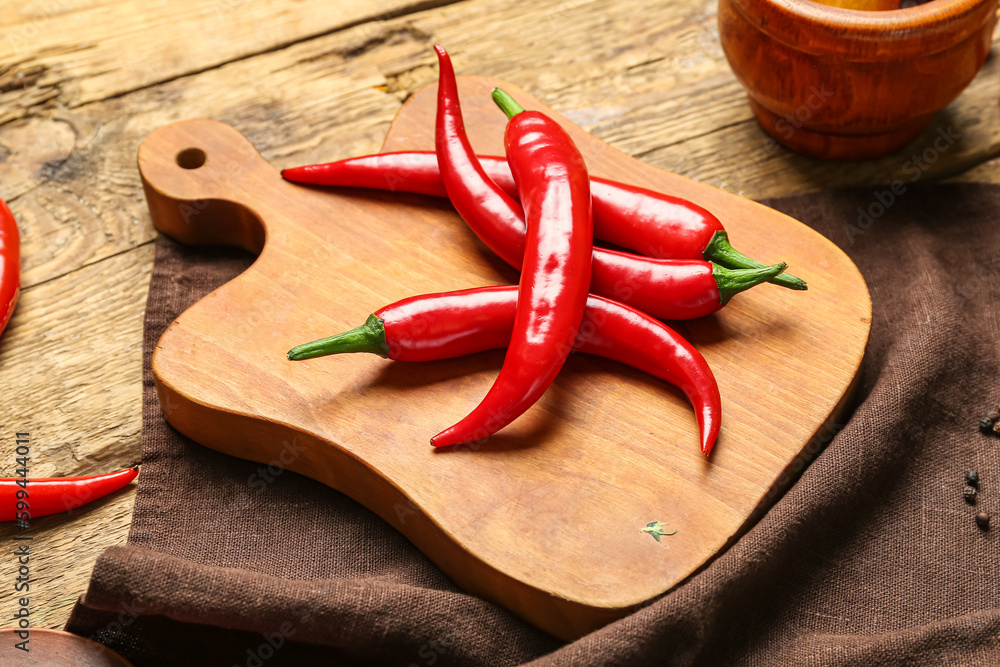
[66,184,1000,666]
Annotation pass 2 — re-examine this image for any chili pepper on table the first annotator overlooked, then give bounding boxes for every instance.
[589,250,784,321]
[0,198,21,339]
[287,286,722,455]
[1,467,139,522]
[284,153,790,317]
[282,154,806,291]
[429,49,593,447]
[315,47,784,322]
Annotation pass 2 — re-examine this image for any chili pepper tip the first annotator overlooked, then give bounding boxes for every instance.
[703,231,807,291]
[287,314,390,361]
[280,166,317,185]
[492,88,525,120]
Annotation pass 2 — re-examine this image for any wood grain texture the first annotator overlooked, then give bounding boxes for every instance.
[0,0,994,635]
[0,246,148,470]
[0,490,140,631]
[143,78,869,637]
[719,0,999,159]
[0,0,466,124]
[0,245,148,630]
[3,0,999,292]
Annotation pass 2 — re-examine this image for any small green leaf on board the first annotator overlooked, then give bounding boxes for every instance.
[641,520,677,542]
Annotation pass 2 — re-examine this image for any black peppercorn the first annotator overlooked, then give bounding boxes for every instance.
[964,486,977,503]
[965,470,980,487]
[980,418,996,435]
[975,512,990,530]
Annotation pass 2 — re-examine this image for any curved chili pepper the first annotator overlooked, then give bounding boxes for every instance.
[2,467,139,522]
[433,45,526,264]
[283,153,806,291]
[0,198,21,338]
[304,48,781,322]
[430,51,593,448]
[285,154,788,317]
[287,287,722,455]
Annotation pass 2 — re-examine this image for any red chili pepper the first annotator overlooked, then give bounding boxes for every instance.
[283,154,806,291]
[433,45,527,264]
[1,467,139,522]
[287,287,722,455]
[314,48,781,322]
[430,49,593,448]
[0,198,21,338]
[285,156,787,320]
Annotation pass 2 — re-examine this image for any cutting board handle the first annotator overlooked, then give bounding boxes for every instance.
[137,118,282,254]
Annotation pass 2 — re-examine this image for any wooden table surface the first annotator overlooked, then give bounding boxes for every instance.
[0,0,997,632]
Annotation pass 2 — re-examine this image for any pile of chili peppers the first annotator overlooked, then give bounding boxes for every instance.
[285,45,806,456]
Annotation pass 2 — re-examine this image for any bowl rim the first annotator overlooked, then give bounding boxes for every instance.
[724,0,999,57]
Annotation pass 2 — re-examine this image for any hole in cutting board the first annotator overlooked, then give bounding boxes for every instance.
[176,148,207,169]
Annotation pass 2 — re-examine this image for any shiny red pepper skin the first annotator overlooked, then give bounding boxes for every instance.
[291,286,720,454]
[1,467,139,522]
[432,46,526,264]
[297,53,730,321]
[285,150,722,259]
[283,151,763,320]
[0,198,20,338]
[430,54,592,447]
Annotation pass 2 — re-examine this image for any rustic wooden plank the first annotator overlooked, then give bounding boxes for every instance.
[0,0,464,125]
[626,61,1000,200]
[315,0,1000,198]
[0,246,149,477]
[0,245,150,629]
[2,29,402,289]
[0,489,138,630]
[6,0,997,292]
[0,0,119,25]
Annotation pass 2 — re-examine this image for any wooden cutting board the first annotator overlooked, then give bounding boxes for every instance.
[141,76,871,640]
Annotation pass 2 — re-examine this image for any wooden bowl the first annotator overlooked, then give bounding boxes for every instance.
[718,0,999,159]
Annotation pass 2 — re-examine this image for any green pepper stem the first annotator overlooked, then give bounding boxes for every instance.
[713,262,788,306]
[287,314,390,361]
[703,231,807,291]
[492,88,525,120]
